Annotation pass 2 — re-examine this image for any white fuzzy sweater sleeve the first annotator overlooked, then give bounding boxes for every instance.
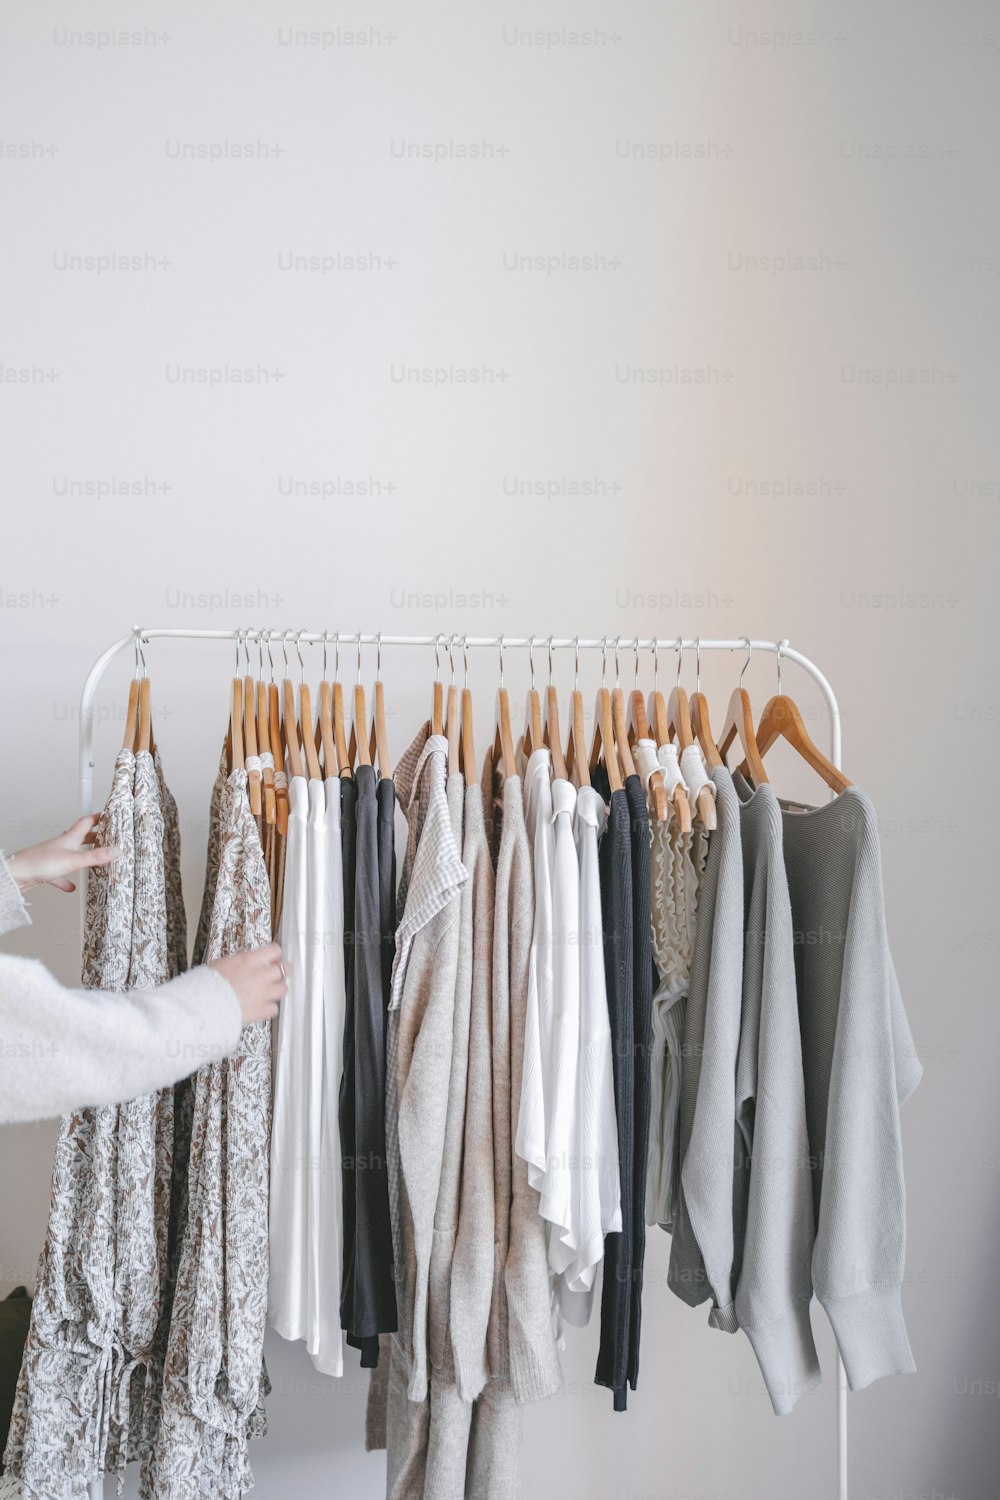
[0,855,242,1125]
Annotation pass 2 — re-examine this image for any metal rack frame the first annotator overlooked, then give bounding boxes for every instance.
[79,627,848,1500]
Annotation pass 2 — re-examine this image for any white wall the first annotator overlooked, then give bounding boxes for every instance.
[1,2,998,1496]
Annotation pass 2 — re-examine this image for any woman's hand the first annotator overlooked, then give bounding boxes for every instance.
[9,815,120,894]
[208,943,288,1026]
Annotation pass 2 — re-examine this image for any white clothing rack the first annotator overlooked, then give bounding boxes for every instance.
[78,628,848,1500]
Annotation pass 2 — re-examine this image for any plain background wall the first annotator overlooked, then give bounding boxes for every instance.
[1,2,998,1496]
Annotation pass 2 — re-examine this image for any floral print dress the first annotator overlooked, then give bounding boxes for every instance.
[147,767,272,1500]
[6,748,149,1498]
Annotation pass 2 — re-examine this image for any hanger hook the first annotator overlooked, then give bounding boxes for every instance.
[574,636,581,692]
[435,633,444,682]
[547,636,554,683]
[676,636,684,688]
[498,634,505,690]
[264,629,275,682]
[463,635,470,690]
[448,633,456,685]
[528,636,536,690]
[600,636,608,686]
[376,631,383,683]
[333,631,340,683]
[614,635,622,687]
[633,635,640,690]
[356,631,363,686]
[256,629,265,679]
[281,630,292,675]
[322,630,329,679]
[294,629,306,683]
[776,638,787,696]
[739,636,752,688]
[652,637,659,693]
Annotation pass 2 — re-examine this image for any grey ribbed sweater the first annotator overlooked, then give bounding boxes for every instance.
[731,775,820,1415]
[781,788,921,1391]
[668,767,743,1316]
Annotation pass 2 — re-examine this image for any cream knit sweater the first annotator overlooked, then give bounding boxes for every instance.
[0,852,242,1125]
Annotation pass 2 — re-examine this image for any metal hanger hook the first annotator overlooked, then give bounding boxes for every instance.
[281,630,292,676]
[333,631,341,683]
[652,637,659,693]
[776,638,788,696]
[498,634,506,690]
[633,635,640,691]
[294,630,306,684]
[574,636,580,692]
[463,635,470,690]
[322,630,329,679]
[434,633,445,682]
[676,636,684,688]
[601,636,609,687]
[376,632,383,683]
[528,636,536,690]
[264,629,275,682]
[448,634,456,685]
[134,628,147,679]
[739,636,752,688]
[614,635,622,688]
[356,631,363,686]
[695,636,702,693]
[256,629,265,679]
[547,636,554,683]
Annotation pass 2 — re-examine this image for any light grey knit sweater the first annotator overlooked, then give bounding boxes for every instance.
[0,853,242,1125]
[731,775,821,1414]
[781,787,921,1391]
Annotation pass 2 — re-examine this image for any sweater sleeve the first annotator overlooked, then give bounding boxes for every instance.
[733,800,821,1415]
[0,853,31,936]
[812,808,920,1390]
[0,956,242,1124]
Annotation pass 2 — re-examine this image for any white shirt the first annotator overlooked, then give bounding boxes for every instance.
[562,784,621,1325]
[310,776,346,1375]
[268,774,310,1342]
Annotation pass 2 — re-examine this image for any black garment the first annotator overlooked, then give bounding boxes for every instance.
[339,773,358,1344]
[624,773,654,1395]
[593,776,634,1412]
[341,767,398,1366]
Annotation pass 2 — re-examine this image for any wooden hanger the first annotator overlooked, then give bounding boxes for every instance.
[136,678,152,754]
[347,634,371,770]
[623,640,668,822]
[460,638,477,785]
[588,642,623,793]
[292,633,322,782]
[123,678,139,751]
[432,633,444,737]
[490,637,517,781]
[719,638,768,785]
[608,640,636,782]
[318,636,338,779]
[368,634,392,778]
[239,634,262,815]
[445,636,461,776]
[564,639,591,789]
[742,644,851,794]
[688,637,723,771]
[229,675,244,772]
[280,631,304,781]
[257,676,276,824]
[265,644,288,834]
[542,637,568,782]
[520,637,544,759]
[666,640,713,829]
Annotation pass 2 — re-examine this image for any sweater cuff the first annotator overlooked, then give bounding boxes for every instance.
[740,1299,822,1415]
[707,1300,739,1334]
[0,854,31,937]
[508,1330,563,1406]
[820,1284,916,1391]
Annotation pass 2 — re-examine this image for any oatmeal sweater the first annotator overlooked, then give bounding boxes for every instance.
[0,852,242,1125]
